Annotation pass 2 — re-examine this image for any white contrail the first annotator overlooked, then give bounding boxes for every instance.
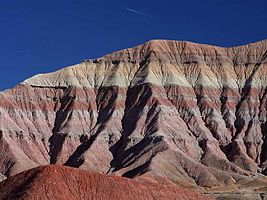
[126,8,155,19]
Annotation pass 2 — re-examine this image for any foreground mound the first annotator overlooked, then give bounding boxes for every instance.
[0,165,213,200]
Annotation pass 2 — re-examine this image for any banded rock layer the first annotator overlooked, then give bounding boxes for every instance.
[0,39,267,188]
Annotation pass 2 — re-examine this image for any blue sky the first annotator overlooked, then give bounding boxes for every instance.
[0,0,267,91]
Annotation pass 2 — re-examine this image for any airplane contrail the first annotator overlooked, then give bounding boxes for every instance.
[126,8,155,19]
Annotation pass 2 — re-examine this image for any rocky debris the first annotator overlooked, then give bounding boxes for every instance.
[0,39,267,192]
[0,173,6,182]
[0,165,214,200]
[212,193,267,200]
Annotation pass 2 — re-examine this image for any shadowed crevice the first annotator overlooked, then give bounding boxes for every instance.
[108,84,153,172]
[122,159,151,178]
[64,86,119,168]
[49,87,76,164]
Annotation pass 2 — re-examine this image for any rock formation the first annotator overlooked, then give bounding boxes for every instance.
[0,165,213,200]
[0,39,267,192]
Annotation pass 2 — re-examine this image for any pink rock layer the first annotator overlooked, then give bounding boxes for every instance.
[0,39,267,188]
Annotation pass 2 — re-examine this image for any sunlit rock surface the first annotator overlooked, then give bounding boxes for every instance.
[0,39,267,192]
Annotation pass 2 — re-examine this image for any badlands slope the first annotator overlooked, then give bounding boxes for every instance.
[0,165,213,200]
[0,39,267,195]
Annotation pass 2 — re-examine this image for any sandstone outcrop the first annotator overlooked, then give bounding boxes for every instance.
[0,39,267,190]
[0,165,213,200]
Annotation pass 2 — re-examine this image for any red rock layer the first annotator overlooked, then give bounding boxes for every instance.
[0,165,214,200]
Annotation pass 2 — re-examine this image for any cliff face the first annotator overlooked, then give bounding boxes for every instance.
[0,165,213,200]
[0,39,267,188]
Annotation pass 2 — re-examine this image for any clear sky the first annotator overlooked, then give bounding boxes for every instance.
[0,0,267,91]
